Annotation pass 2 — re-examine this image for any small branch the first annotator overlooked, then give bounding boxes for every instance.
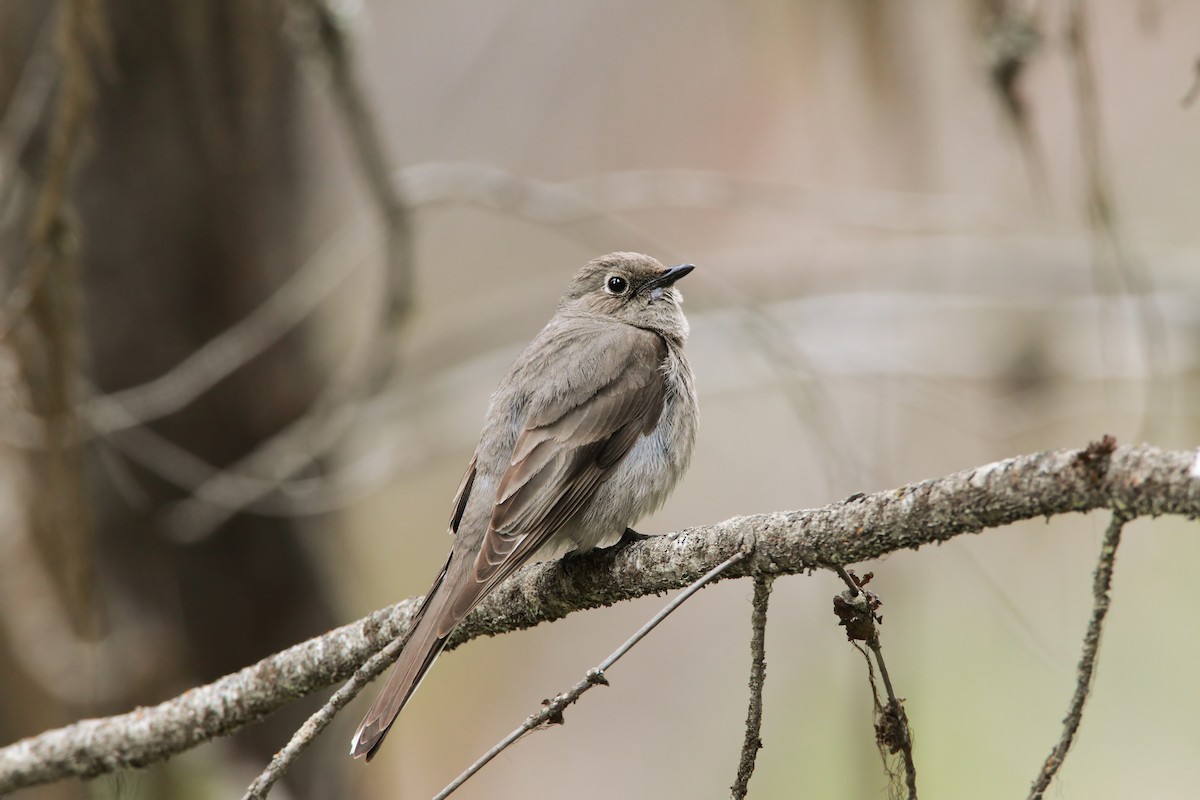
[731,574,773,800]
[241,632,411,800]
[1026,511,1126,799]
[833,569,917,799]
[1,442,1197,794]
[433,551,748,800]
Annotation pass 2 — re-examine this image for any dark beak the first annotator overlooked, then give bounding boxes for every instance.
[644,264,695,290]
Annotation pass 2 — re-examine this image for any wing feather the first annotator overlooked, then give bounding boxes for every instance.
[444,328,668,626]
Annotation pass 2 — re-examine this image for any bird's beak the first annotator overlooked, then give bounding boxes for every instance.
[644,264,695,290]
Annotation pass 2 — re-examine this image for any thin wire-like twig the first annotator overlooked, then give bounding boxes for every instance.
[731,574,773,799]
[241,631,411,800]
[1027,511,1126,799]
[432,550,749,800]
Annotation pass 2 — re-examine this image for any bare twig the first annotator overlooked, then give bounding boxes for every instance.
[433,550,749,800]
[731,573,773,800]
[1026,511,1126,799]
[1,442,1197,793]
[241,630,412,800]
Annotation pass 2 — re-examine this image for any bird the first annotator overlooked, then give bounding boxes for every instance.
[350,252,698,760]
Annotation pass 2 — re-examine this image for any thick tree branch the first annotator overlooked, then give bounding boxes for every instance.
[1,442,1198,793]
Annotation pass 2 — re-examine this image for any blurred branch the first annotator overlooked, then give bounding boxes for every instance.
[94,0,422,537]
[0,1,100,337]
[1,441,1197,793]
[286,0,412,326]
[4,0,107,653]
[161,352,369,541]
[1183,56,1200,107]
[83,220,369,435]
[1066,0,1169,440]
[1027,511,1125,799]
[396,162,998,234]
[3,161,1011,524]
[0,11,57,236]
[982,0,1047,201]
[0,453,168,705]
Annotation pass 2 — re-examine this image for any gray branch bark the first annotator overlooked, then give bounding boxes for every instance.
[2,442,1198,793]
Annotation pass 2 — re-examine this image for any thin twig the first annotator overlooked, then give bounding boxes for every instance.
[831,568,917,799]
[731,574,773,800]
[433,550,749,800]
[1027,511,1126,799]
[241,631,411,800]
[867,638,916,800]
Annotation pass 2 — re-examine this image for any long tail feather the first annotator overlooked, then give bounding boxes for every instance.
[350,596,450,760]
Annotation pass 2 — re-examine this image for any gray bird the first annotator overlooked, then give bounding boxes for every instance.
[351,252,698,760]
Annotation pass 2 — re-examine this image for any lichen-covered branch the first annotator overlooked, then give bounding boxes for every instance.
[1,441,1198,793]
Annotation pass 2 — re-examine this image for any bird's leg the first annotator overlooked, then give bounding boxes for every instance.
[592,527,652,556]
[619,526,651,544]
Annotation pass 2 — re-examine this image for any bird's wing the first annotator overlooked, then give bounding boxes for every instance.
[351,325,668,760]
[439,326,668,631]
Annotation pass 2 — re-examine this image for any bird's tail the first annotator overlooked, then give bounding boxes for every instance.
[350,568,456,761]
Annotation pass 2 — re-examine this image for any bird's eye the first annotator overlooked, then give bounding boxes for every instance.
[605,275,628,295]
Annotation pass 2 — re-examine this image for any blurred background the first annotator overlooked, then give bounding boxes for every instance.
[2,1,1199,798]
